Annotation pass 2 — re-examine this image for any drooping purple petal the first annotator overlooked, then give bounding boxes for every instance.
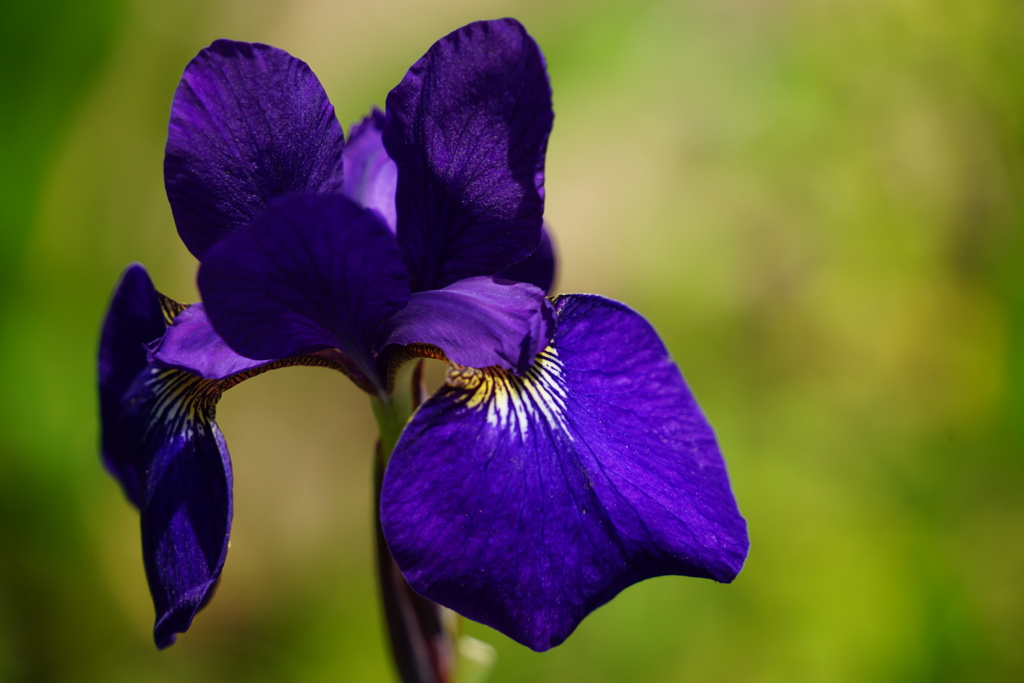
[165,40,346,259]
[197,193,410,392]
[344,109,397,232]
[382,276,554,375]
[99,264,177,506]
[98,265,231,648]
[124,367,232,649]
[497,223,556,294]
[380,294,748,651]
[100,263,386,647]
[383,18,554,291]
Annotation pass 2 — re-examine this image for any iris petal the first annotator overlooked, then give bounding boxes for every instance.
[380,294,748,651]
[382,276,554,375]
[151,303,378,391]
[127,367,232,649]
[198,193,410,392]
[383,18,554,291]
[99,264,177,505]
[497,223,556,294]
[99,266,230,648]
[165,40,346,259]
[147,303,272,380]
[100,264,365,647]
[343,109,398,232]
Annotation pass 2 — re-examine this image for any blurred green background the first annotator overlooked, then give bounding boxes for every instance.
[2,0,1022,680]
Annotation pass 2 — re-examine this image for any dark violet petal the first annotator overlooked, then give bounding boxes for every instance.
[343,109,397,232]
[99,264,177,506]
[121,367,232,648]
[145,425,231,650]
[148,303,272,380]
[382,276,554,375]
[497,222,556,294]
[99,268,234,647]
[99,265,369,648]
[197,193,410,391]
[381,294,748,651]
[165,40,346,259]
[151,301,379,393]
[383,18,554,291]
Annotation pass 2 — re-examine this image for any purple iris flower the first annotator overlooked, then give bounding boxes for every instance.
[99,18,748,655]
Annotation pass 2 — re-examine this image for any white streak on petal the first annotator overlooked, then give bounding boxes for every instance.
[445,347,572,441]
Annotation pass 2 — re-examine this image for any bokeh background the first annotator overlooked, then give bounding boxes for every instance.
[2,0,1022,680]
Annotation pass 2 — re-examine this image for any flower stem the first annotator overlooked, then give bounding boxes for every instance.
[372,362,456,683]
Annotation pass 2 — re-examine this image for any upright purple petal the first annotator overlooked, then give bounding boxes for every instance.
[197,193,410,392]
[380,295,748,651]
[382,276,554,375]
[344,109,398,232]
[165,40,346,259]
[497,223,557,294]
[383,18,554,291]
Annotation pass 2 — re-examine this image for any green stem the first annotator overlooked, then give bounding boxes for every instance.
[371,361,498,683]
[372,362,456,683]
[371,384,413,466]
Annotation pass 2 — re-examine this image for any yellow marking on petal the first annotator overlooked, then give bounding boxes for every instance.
[143,369,222,438]
[158,294,188,325]
[445,347,572,440]
[385,343,450,394]
[140,350,375,442]
[447,365,485,392]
